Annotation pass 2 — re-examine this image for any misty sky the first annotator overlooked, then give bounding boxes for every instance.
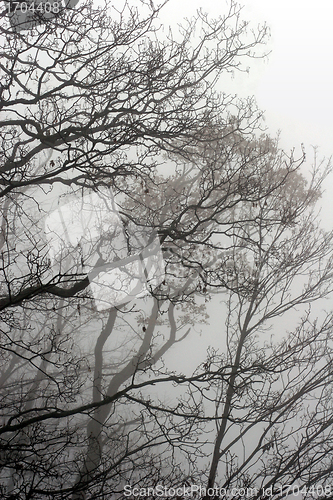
[160,0,333,229]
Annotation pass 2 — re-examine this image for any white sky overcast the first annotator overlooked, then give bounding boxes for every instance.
[160,0,333,229]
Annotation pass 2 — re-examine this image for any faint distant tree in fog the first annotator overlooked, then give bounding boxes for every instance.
[1,0,333,499]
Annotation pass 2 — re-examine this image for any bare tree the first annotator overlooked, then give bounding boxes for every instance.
[194,152,333,499]
[1,0,333,499]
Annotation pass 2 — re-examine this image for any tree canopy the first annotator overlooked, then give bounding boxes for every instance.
[0,1,333,499]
